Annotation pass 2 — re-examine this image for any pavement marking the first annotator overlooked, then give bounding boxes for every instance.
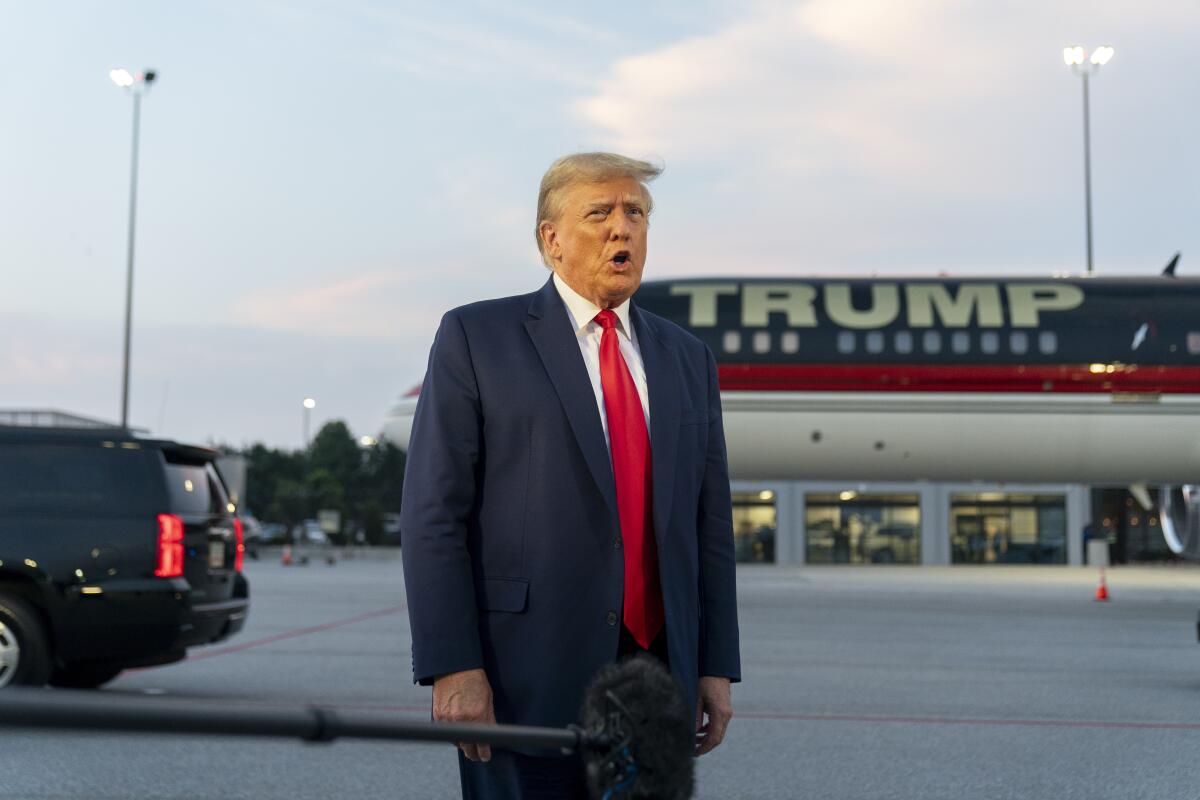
[125,604,407,673]
[736,710,1200,731]
[122,592,1200,735]
[186,603,408,662]
[202,698,435,715]
[248,704,1200,734]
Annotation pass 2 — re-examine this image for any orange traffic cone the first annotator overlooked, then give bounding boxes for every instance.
[281,544,293,566]
[1094,568,1109,601]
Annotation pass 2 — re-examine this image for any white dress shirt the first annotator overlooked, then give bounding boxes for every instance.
[552,272,651,450]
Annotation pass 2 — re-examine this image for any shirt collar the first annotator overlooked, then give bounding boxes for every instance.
[552,272,634,340]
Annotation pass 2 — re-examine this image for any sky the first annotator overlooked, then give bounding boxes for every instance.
[1,0,1196,450]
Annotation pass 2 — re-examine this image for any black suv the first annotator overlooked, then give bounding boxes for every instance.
[0,426,249,688]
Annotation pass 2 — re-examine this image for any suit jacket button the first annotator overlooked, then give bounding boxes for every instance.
[606,611,618,626]
[612,537,622,550]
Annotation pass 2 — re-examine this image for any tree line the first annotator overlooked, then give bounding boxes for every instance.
[235,420,407,545]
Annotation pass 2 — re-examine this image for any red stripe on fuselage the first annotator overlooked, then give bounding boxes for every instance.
[717,363,1200,393]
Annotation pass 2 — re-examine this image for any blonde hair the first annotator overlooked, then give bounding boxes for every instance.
[535,152,662,268]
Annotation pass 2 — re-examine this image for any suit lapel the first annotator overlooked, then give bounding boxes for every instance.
[632,304,680,547]
[524,278,619,522]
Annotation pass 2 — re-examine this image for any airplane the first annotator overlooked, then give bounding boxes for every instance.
[383,257,1200,555]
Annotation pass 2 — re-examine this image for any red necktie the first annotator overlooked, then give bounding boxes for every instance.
[594,309,664,649]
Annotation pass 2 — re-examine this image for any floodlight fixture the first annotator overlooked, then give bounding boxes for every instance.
[109,67,156,91]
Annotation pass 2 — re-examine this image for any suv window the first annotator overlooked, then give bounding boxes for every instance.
[163,458,229,516]
[0,443,158,515]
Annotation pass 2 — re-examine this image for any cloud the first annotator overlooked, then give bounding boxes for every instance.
[230,155,539,341]
[575,0,1195,186]
[0,312,415,449]
[350,2,595,87]
[574,0,1023,190]
[0,318,120,388]
[231,269,444,340]
[570,0,1200,274]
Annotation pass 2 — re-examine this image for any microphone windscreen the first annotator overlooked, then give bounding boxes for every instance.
[579,654,694,799]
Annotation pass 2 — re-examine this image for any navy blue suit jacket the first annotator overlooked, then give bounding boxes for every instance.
[400,277,740,734]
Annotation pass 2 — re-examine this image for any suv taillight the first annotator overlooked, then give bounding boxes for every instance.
[155,514,185,578]
[233,518,245,572]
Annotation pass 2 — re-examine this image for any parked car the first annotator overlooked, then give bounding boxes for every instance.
[298,519,329,545]
[0,425,250,688]
[382,512,402,545]
[258,522,289,545]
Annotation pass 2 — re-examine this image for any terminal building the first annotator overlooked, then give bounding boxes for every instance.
[384,275,1200,568]
[725,480,1177,567]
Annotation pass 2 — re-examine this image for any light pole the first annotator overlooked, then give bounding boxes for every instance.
[1062,46,1114,275]
[110,67,157,428]
[302,398,317,449]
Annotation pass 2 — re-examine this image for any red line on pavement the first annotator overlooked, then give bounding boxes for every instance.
[134,608,1200,734]
[262,704,1200,734]
[306,701,431,715]
[187,604,407,662]
[157,697,433,715]
[735,710,1200,731]
[127,604,407,672]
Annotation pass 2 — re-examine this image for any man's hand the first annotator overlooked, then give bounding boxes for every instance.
[694,676,733,756]
[433,668,496,762]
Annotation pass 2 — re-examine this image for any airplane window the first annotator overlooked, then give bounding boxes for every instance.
[837,331,856,354]
[1188,332,1200,355]
[980,331,999,354]
[1039,331,1058,354]
[951,331,970,354]
[923,331,942,354]
[865,331,884,354]
[723,331,742,353]
[753,331,771,354]
[781,331,800,354]
[894,331,913,354]
[1010,331,1028,355]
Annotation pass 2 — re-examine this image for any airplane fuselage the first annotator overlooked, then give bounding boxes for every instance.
[385,275,1200,485]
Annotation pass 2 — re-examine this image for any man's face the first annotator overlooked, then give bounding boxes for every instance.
[540,176,649,308]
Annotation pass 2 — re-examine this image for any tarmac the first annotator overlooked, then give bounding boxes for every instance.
[1,558,1199,798]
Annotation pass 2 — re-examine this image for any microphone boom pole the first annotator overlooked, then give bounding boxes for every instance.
[0,688,587,751]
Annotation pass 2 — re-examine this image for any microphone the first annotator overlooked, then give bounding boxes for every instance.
[0,655,695,799]
[578,654,695,800]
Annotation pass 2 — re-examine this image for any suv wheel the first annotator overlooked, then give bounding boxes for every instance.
[49,663,124,689]
[0,592,52,688]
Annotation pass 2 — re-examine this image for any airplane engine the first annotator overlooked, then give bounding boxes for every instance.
[1160,484,1200,558]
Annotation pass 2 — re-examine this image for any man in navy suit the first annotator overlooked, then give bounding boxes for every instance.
[400,152,740,799]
